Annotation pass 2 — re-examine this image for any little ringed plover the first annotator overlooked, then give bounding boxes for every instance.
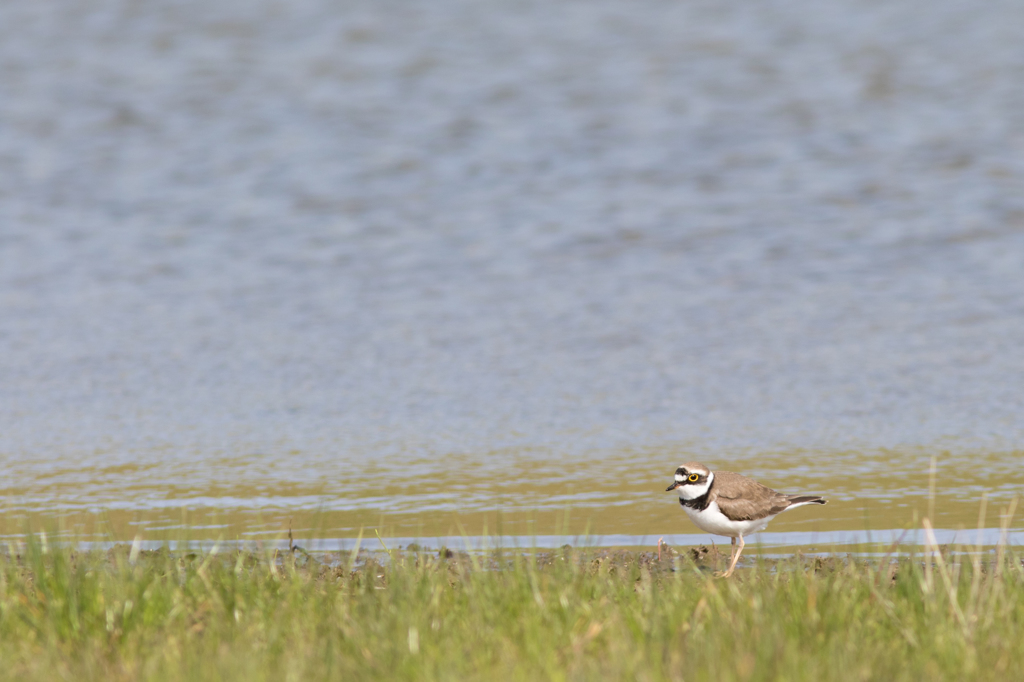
[666,462,826,577]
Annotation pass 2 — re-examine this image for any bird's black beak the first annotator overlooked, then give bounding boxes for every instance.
[666,481,681,491]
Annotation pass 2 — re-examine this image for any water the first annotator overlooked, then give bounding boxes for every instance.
[1,0,1023,545]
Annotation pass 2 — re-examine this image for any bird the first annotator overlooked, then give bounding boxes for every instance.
[666,462,826,577]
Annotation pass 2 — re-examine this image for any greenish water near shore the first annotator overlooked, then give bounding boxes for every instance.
[4,447,1021,548]
[2,535,1023,681]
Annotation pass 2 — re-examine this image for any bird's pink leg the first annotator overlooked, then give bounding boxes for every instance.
[718,536,745,578]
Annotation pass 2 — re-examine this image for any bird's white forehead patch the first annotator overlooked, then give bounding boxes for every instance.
[675,474,684,482]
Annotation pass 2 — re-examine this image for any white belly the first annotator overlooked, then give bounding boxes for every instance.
[683,501,775,538]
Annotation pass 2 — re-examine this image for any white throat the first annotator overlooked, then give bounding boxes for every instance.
[677,472,713,500]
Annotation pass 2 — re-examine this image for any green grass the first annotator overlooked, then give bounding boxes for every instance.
[1,534,1023,682]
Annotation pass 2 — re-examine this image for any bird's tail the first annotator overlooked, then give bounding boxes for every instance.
[785,495,827,509]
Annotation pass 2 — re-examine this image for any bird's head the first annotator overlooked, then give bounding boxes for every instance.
[666,462,713,499]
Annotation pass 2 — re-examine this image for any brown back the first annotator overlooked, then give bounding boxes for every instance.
[711,471,793,521]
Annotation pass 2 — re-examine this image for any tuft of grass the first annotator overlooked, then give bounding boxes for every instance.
[0,536,1023,681]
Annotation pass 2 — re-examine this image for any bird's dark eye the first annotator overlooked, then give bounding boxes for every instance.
[688,473,699,482]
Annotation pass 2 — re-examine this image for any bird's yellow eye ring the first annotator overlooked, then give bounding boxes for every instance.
[688,473,699,482]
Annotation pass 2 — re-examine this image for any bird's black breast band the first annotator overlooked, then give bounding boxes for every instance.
[678,479,714,512]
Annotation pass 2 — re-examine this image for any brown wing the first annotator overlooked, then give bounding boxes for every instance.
[712,471,792,521]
